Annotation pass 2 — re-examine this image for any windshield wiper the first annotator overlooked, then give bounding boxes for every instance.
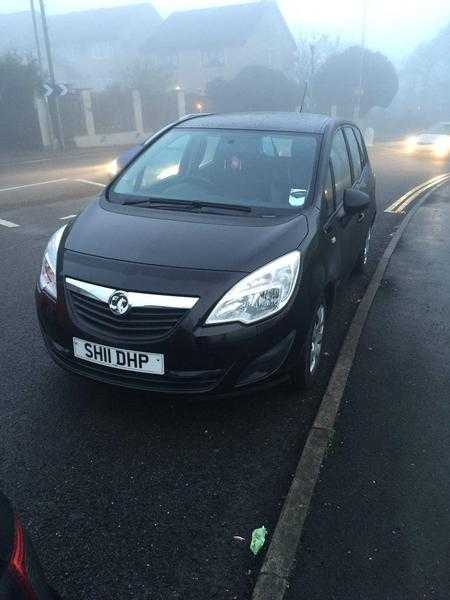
[122,198,252,213]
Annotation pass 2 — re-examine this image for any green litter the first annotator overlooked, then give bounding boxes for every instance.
[250,526,268,556]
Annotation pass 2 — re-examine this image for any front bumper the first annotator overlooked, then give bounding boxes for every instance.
[36,281,307,396]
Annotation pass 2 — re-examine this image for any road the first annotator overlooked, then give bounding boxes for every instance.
[0,144,448,599]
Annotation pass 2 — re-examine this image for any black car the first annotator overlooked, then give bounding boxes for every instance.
[36,112,376,395]
[0,491,60,599]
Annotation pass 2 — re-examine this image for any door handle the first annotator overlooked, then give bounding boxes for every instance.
[357,212,366,223]
[323,225,337,245]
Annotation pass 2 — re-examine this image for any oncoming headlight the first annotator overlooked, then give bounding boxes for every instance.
[39,226,66,299]
[107,159,119,177]
[433,139,450,158]
[405,136,418,152]
[206,251,301,325]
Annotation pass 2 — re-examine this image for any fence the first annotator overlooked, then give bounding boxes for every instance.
[35,87,192,149]
[0,85,42,153]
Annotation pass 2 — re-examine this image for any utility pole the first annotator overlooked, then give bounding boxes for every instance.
[30,0,44,73]
[38,0,65,150]
[31,0,55,148]
[355,0,368,121]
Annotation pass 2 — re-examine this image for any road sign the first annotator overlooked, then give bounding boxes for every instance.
[42,83,68,98]
[42,83,53,98]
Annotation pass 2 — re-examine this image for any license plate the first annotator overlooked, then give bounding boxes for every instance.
[73,338,164,375]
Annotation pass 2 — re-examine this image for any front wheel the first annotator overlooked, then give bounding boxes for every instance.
[291,300,327,390]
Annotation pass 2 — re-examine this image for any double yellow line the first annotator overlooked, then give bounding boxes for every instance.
[385,173,450,214]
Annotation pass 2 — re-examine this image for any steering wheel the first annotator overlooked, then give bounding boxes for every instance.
[182,175,218,192]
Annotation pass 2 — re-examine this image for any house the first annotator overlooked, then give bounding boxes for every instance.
[0,4,162,89]
[144,1,298,94]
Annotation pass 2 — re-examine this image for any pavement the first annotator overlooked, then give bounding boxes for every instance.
[0,144,448,599]
[286,183,450,600]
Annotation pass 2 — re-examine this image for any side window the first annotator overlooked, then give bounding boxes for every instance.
[353,128,367,168]
[330,129,352,206]
[345,127,363,181]
[323,163,335,216]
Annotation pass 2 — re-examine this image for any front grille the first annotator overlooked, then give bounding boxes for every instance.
[67,289,188,343]
[48,340,224,393]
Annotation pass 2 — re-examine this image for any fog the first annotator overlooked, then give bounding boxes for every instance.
[3,0,450,60]
[1,0,450,153]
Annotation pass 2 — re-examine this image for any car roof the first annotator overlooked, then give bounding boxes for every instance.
[176,112,344,135]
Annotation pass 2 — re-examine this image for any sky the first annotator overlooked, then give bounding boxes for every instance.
[2,0,450,62]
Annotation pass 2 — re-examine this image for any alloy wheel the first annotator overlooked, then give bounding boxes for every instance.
[309,304,326,374]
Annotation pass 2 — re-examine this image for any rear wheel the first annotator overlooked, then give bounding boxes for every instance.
[291,299,327,390]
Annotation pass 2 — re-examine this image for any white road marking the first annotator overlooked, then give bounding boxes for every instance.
[394,177,450,213]
[0,157,52,166]
[60,214,77,220]
[385,173,450,214]
[0,218,19,228]
[0,178,68,193]
[74,179,106,188]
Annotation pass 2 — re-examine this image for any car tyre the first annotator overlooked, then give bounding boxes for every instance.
[291,298,327,390]
[354,226,372,274]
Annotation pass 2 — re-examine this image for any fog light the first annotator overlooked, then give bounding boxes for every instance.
[236,332,295,387]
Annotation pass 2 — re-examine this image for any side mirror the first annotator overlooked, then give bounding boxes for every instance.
[343,188,370,214]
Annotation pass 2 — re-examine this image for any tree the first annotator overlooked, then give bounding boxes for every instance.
[295,34,341,83]
[206,65,301,112]
[119,58,173,96]
[0,52,42,151]
[392,23,450,128]
[312,46,398,118]
[294,34,342,111]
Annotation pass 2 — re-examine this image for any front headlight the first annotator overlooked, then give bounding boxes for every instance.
[206,250,301,325]
[39,226,66,299]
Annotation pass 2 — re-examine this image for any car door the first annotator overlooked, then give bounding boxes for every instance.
[320,160,344,288]
[325,128,360,276]
[343,126,372,253]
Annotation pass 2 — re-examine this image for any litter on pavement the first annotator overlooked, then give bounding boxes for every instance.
[250,526,268,555]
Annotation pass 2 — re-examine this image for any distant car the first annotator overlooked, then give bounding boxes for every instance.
[107,144,143,178]
[36,113,376,395]
[0,490,60,599]
[405,122,450,159]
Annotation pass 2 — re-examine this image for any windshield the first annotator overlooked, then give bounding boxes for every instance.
[109,128,320,212]
[426,123,450,135]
